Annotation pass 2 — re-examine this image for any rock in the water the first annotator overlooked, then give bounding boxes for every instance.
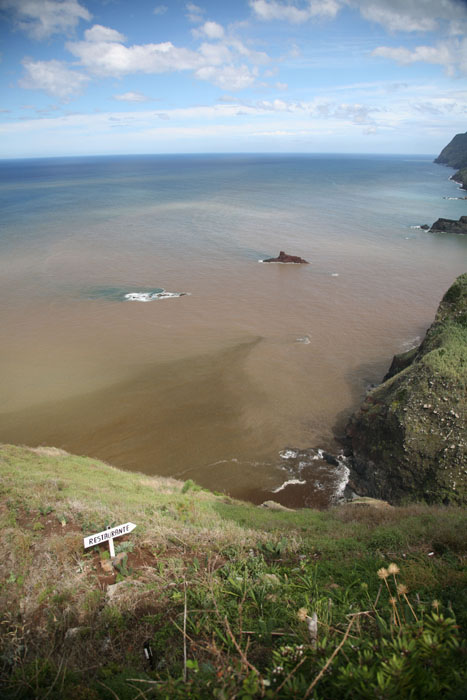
[346,273,467,505]
[263,251,309,264]
[420,224,430,230]
[429,216,467,234]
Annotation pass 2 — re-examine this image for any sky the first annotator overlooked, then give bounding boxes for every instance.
[0,0,466,158]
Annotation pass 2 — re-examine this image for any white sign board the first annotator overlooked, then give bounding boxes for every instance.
[84,522,136,558]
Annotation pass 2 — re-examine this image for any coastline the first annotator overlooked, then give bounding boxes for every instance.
[0,152,466,509]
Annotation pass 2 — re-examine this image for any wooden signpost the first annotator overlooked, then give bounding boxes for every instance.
[83,522,136,558]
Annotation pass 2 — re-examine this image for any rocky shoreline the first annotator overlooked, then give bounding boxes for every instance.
[288,136,467,508]
[428,216,467,235]
[345,273,466,505]
[434,130,467,190]
[332,136,467,506]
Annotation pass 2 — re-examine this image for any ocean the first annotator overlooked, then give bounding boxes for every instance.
[0,153,466,506]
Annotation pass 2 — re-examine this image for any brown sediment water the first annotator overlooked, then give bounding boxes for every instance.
[0,154,466,505]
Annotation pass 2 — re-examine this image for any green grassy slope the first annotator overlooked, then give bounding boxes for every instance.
[1,445,466,698]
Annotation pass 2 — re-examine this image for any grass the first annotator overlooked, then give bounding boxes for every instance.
[1,444,466,698]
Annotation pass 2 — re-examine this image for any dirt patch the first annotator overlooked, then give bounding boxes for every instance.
[12,507,226,589]
[17,508,81,537]
[28,446,70,457]
[90,543,158,587]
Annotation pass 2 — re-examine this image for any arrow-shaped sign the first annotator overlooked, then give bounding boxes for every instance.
[83,522,136,558]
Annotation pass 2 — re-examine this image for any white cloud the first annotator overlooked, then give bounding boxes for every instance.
[198,41,232,65]
[153,5,167,15]
[195,20,225,39]
[373,37,467,76]
[185,2,204,23]
[1,0,91,40]
[352,0,467,34]
[227,38,270,65]
[332,102,376,124]
[67,29,204,77]
[19,58,88,98]
[84,24,126,43]
[66,22,269,91]
[2,85,466,156]
[195,64,257,90]
[113,91,149,102]
[250,0,467,33]
[250,0,340,23]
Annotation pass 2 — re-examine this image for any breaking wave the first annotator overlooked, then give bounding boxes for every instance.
[125,290,189,302]
[273,447,350,502]
[86,286,190,302]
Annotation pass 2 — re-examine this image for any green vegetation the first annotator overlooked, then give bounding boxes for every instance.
[435,131,467,170]
[452,167,467,190]
[1,444,466,698]
[347,273,467,505]
[435,131,467,190]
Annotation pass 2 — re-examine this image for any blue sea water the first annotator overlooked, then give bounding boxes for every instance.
[0,154,465,505]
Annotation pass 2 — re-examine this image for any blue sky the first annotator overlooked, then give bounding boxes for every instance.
[1,0,466,157]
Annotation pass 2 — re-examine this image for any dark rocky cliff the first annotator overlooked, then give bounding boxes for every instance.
[435,132,467,190]
[430,216,467,234]
[346,273,467,505]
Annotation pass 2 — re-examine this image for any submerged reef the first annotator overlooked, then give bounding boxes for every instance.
[346,273,467,505]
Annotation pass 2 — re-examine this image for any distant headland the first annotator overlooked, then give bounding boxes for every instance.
[434,130,467,190]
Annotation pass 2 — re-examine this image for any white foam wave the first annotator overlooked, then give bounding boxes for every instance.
[331,272,339,277]
[124,290,189,302]
[296,335,311,344]
[410,225,422,229]
[272,478,306,493]
[402,335,420,351]
[279,449,299,460]
[208,458,239,466]
[331,461,350,500]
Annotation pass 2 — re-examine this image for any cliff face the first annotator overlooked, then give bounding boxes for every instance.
[434,132,467,189]
[347,273,467,505]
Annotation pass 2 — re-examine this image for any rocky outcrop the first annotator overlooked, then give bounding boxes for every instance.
[346,273,467,505]
[435,132,467,190]
[451,168,467,191]
[435,132,467,169]
[263,251,309,263]
[429,216,467,234]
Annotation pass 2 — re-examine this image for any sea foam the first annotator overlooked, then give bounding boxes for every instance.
[124,290,189,302]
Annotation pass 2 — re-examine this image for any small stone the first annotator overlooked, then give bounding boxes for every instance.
[106,580,140,602]
[100,558,114,574]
